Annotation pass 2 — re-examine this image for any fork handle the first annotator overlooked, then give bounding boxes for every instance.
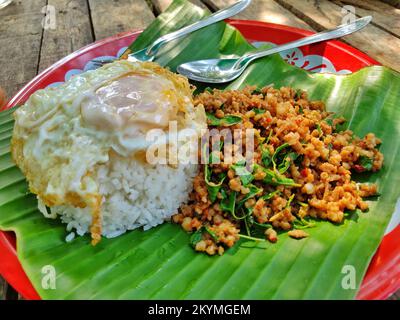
[235,16,372,69]
[146,0,251,56]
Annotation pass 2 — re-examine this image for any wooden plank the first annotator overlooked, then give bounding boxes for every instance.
[151,0,207,14]
[0,277,18,300]
[0,277,4,300]
[388,289,400,300]
[332,0,400,38]
[0,87,6,109]
[38,0,94,72]
[203,0,314,30]
[381,0,400,9]
[0,0,47,98]
[88,0,155,41]
[276,0,400,72]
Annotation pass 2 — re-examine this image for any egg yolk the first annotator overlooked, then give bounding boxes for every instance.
[81,74,176,131]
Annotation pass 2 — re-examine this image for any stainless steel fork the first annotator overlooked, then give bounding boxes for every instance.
[90,0,252,69]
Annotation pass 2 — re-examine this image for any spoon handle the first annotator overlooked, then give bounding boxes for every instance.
[235,16,372,69]
[146,0,251,56]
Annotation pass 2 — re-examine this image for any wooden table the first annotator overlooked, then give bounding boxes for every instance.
[0,0,399,300]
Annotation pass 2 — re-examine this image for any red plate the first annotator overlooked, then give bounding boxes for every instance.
[1,20,399,300]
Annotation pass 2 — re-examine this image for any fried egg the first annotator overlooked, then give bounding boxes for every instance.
[11,60,206,244]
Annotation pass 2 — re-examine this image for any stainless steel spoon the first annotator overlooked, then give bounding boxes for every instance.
[177,16,372,83]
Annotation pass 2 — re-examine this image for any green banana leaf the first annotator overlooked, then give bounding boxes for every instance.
[1,0,400,299]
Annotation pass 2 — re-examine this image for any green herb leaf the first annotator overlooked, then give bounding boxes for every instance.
[270,142,300,174]
[294,89,303,100]
[221,192,250,220]
[231,162,254,186]
[359,155,374,171]
[261,146,272,167]
[220,191,237,215]
[285,194,295,208]
[316,123,323,137]
[238,184,263,205]
[206,112,242,127]
[252,108,266,115]
[293,217,316,229]
[190,226,219,248]
[325,118,333,127]
[278,152,299,174]
[260,190,280,201]
[207,185,220,203]
[272,143,290,170]
[297,201,308,207]
[204,164,226,203]
[253,221,272,229]
[209,150,220,164]
[190,229,204,248]
[204,226,219,242]
[265,129,273,145]
[254,164,301,187]
[220,187,228,200]
[252,88,263,96]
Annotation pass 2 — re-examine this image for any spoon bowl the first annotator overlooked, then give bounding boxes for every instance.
[177,58,241,83]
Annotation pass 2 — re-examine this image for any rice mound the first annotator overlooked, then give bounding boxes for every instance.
[50,156,198,240]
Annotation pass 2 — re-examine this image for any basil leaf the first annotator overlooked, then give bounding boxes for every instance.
[272,143,290,169]
[294,89,303,100]
[278,152,299,174]
[359,155,374,171]
[254,164,301,187]
[252,108,266,115]
[220,187,228,200]
[222,115,242,126]
[204,227,219,242]
[220,191,237,216]
[274,175,301,187]
[285,194,295,208]
[253,221,272,229]
[206,112,242,126]
[260,190,280,201]
[261,147,272,167]
[190,229,203,248]
[204,161,226,203]
[206,112,222,126]
[252,88,263,95]
[316,123,322,136]
[205,171,226,203]
[190,226,219,248]
[209,150,220,164]
[231,162,254,186]
[238,184,263,205]
[325,118,333,126]
[293,217,316,229]
[207,185,220,203]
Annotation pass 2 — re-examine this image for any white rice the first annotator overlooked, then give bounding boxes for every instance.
[50,156,198,239]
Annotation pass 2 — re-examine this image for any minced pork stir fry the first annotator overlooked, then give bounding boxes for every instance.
[172,85,383,256]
